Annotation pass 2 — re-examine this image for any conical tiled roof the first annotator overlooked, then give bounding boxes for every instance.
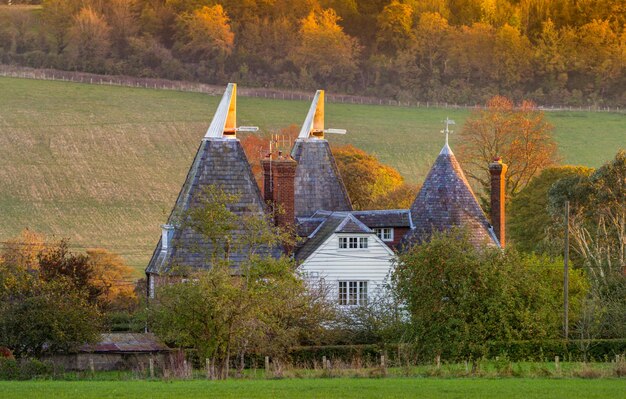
[146,84,279,275]
[404,143,499,248]
[291,139,352,218]
[291,90,352,218]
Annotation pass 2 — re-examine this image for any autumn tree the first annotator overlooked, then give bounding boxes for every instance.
[66,7,112,70]
[176,4,234,64]
[458,95,558,204]
[333,144,418,210]
[292,9,361,89]
[103,0,139,58]
[0,235,102,358]
[375,0,414,55]
[0,229,49,272]
[41,0,83,53]
[38,240,103,304]
[86,248,138,312]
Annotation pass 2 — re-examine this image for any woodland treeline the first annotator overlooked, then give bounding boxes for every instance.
[1,1,624,105]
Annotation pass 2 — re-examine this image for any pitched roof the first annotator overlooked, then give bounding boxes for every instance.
[351,209,413,229]
[295,212,372,261]
[404,143,499,248]
[291,139,352,218]
[79,333,171,353]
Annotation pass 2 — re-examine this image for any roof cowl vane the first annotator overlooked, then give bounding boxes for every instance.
[204,83,259,140]
[439,117,455,155]
[298,90,346,140]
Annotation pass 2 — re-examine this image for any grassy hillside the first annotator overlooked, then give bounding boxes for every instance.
[0,77,623,273]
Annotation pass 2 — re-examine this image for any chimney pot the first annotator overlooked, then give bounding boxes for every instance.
[161,224,175,251]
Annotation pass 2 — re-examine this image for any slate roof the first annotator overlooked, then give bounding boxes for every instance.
[146,138,281,274]
[351,209,413,229]
[296,217,325,237]
[291,139,352,218]
[295,212,372,261]
[79,333,170,353]
[404,143,499,248]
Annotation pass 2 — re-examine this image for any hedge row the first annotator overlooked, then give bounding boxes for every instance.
[279,339,626,366]
[0,358,55,380]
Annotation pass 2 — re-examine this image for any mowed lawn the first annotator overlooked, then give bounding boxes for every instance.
[2,378,625,399]
[0,77,624,273]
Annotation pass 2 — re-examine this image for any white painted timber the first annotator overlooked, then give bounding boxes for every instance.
[299,232,396,306]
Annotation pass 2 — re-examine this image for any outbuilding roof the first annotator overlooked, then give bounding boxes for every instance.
[79,333,170,353]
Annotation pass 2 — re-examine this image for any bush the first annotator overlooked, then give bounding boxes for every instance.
[488,339,626,362]
[0,358,54,380]
[277,339,626,366]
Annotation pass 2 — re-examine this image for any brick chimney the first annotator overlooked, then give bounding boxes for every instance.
[489,158,508,248]
[261,152,297,229]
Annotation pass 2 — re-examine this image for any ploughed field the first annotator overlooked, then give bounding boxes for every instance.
[0,77,623,273]
[1,378,624,399]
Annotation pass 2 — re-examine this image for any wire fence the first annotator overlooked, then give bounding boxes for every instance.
[1,64,624,114]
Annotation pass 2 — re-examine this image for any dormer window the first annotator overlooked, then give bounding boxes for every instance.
[375,228,394,242]
[339,236,368,249]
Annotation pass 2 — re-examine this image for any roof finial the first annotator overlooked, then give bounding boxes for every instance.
[204,83,259,140]
[438,117,456,155]
[298,90,347,140]
[441,117,455,146]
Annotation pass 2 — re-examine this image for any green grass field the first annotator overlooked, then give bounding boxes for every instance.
[0,77,624,273]
[1,378,624,399]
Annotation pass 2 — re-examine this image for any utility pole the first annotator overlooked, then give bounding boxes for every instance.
[564,201,569,339]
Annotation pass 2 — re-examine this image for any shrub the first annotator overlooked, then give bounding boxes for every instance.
[0,358,54,380]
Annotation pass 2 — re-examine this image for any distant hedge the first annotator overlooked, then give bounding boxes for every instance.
[279,339,626,366]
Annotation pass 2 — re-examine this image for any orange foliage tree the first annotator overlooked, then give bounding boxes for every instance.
[86,248,138,312]
[240,124,299,189]
[332,144,418,210]
[0,230,137,312]
[458,95,558,202]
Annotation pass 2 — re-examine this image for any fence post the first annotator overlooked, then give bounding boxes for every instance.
[89,357,95,374]
[265,356,270,377]
[149,357,154,378]
[322,356,327,369]
[555,356,560,373]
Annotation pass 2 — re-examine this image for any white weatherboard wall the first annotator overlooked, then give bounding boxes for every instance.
[299,233,396,304]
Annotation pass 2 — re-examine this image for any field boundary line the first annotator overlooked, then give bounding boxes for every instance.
[0,64,623,114]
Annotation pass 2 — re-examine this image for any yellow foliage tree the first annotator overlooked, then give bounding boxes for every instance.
[86,248,138,311]
[333,145,417,210]
[292,9,361,85]
[179,4,234,61]
[376,0,415,54]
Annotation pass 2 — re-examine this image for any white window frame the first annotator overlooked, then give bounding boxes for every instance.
[375,228,394,242]
[338,236,369,249]
[338,281,368,306]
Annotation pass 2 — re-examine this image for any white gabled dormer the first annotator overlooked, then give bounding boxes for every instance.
[295,212,395,307]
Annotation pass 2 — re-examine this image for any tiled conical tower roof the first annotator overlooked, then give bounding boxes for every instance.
[404,142,499,248]
[146,84,278,275]
[291,90,352,218]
